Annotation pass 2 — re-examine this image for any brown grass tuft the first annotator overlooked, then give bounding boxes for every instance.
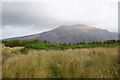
[2,47,118,78]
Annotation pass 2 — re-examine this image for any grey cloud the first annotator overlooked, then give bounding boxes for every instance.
[2,1,118,39]
[2,2,59,27]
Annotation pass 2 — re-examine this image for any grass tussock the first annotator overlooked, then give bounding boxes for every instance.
[2,47,118,78]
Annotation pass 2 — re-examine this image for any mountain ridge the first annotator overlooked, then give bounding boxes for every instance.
[3,25,118,43]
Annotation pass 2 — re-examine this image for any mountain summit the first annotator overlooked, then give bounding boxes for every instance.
[5,25,118,43]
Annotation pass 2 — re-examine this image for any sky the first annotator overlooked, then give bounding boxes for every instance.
[2,0,119,39]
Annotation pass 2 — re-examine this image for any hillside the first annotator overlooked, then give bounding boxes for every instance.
[4,25,118,44]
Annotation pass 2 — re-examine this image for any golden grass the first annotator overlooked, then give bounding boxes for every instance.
[5,46,24,50]
[2,47,118,78]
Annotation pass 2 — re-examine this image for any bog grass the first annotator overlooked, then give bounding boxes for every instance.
[2,46,118,78]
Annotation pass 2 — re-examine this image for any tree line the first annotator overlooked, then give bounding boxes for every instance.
[2,39,120,47]
[2,39,39,47]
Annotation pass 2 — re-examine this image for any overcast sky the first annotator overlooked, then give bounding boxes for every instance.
[2,0,119,39]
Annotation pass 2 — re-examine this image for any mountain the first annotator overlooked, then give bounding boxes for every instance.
[4,25,118,44]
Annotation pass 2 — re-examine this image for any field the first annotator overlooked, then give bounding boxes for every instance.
[2,45,119,78]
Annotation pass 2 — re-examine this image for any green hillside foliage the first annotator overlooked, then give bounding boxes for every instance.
[25,43,119,50]
[2,39,40,47]
[2,39,120,51]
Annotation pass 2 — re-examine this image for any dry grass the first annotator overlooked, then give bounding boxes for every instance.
[2,47,118,78]
[4,46,24,50]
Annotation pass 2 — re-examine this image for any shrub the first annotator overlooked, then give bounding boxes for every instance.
[20,48,27,54]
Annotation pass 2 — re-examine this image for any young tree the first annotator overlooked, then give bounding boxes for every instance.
[2,40,5,43]
[21,40,26,46]
[73,43,76,45]
[106,40,111,44]
[91,41,95,44]
[99,41,102,44]
[47,41,50,43]
[43,40,47,43]
[103,41,107,44]
[83,40,85,44]
[76,43,79,45]
[13,39,20,46]
[117,40,120,43]
[68,43,71,45]
[88,42,91,44]
[8,40,13,47]
[111,40,116,44]
[62,42,67,46]
[59,43,62,45]
[79,41,83,44]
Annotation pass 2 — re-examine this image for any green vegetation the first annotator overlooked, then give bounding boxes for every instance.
[2,39,120,51]
[11,50,19,54]
[25,43,119,50]
[2,39,39,47]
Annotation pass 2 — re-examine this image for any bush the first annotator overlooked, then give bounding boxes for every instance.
[20,48,27,54]
[11,50,19,54]
[2,39,120,50]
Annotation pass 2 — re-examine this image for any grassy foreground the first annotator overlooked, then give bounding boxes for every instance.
[2,46,118,78]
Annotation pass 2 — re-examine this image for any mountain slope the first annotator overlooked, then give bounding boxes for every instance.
[4,25,118,43]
